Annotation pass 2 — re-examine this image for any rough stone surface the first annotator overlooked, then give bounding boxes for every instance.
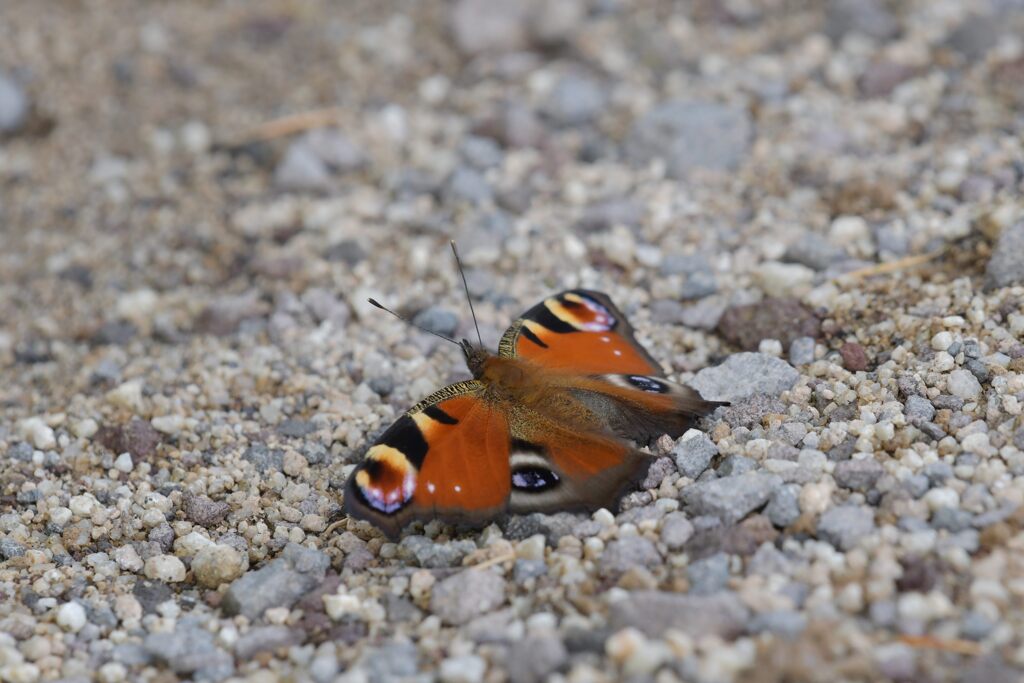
[690,353,800,402]
[817,505,876,550]
[626,100,753,177]
[609,591,750,638]
[718,299,820,351]
[430,569,507,625]
[221,543,330,619]
[681,472,783,523]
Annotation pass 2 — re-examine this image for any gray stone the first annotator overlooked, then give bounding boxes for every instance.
[717,455,756,477]
[747,542,793,576]
[112,643,153,666]
[182,492,230,528]
[728,396,787,433]
[449,0,529,56]
[148,523,174,552]
[357,642,420,683]
[641,457,675,489]
[513,559,547,583]
[783,234,847,271]
[931,506,972,532]
[986,221,1024,290]
[144,625,233,679]
[0,72,29,133]
[412,306,460,339]
[234,625,300,660]
[816,505,875,550]
[660,512,695,550]
[445,167,493,205]
[601,536,661,575]
[6,442,34,462]
[789,337,816,365]
[0,538,26,560]
[960,655,1020,683]
[576,198,644,233]
[904,395,936,422]
[398,535,477,568]
[922,461,954,486]
[833,458,884,491]
[608,590,749,638]
[542,75,606,126]
[690,353,799,402]
[687,552,730,594]
[274,141,331,190]
[747,610,807,638]
[243,445,284,473]
[961,611,996,640]
[221,543,330,619]
[625,100,752,177]
[460,135,503,169]
[505,636,568,683]
[430,569,506,625]
[660,253,712,276]
[680,270,718,300]
[681,472,783,524]
[947,14,1003,61]
[672,433,718,479]
[766,484,801,527]
[680,297,728,330]
[825,0,898,41]
[302,128,365,172]
[278,419,316,438]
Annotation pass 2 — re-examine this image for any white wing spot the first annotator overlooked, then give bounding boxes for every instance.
[427,482,436,493]
[613,349,622,356]
[601,336,611,342]
[454,484,462,493]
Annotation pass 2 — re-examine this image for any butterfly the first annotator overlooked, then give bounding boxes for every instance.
[344,277,721,539]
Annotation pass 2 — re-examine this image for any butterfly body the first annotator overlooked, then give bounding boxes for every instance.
[345,290,721,538]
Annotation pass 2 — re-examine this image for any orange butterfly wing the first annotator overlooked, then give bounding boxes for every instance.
[498,290,663,375]
[344,381,511,538]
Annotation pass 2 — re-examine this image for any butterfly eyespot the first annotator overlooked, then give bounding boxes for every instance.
[355,445,417,514]
[512,467,560,492]
[627,375,669,393]
[548,293,617,333]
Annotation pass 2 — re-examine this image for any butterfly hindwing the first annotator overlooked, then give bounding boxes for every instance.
[344,380,512,538]
[498,290,663,376]
[568,374,724,445]
[507,416,651,515]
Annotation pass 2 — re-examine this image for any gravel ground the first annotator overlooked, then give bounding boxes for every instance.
[2,1,1024,682]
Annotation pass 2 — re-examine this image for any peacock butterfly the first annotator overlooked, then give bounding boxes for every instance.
[344,246,723,538]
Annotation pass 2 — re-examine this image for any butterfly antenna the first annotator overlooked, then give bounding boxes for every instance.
[367,298,461,347]
[450,240,484,348]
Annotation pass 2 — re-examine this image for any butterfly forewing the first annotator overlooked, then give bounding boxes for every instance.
[498,290,663,375]
[344,380,512,538]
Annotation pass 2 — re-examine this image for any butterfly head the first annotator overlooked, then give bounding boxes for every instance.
[460,340,492,379]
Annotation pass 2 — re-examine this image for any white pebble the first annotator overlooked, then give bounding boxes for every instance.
[758,339,783,356]
[923,487,960,511]
[72,418,99,439]
[144,555,187,582]
[324,593,361,620]
[49,507,72,526]
[829,215,870,246]
[56,601,87,632]
[106,380,144,411]
[19,417,56,450]
[151,415,186,435]
[930,331,953,351]
[439,655,487,683]
[69,494,99,517]
[113,452,134,473]
[947,369,981,400]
